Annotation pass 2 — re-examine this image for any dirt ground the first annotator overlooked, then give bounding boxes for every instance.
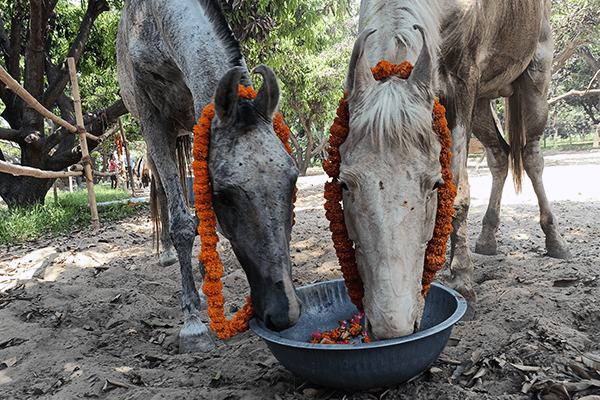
[1,150,599,400]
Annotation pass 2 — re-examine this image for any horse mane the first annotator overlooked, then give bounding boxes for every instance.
[197,0,245,70]
[345,78,438,156]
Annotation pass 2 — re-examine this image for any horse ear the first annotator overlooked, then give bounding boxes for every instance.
[214,67,244,124]
[253,64,280,120]
[346,28,377,97]
[407,25,432,92]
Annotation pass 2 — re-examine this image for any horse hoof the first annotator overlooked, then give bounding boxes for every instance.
[453,283,477,312]
[461,303,476,321]
[474,240,497,255]
[546,244,572,260]
[179,334,215,353]
[160,247,177,266]
[179,317,215,354]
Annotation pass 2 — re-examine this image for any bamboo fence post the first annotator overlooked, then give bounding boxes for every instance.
[67,57,100,230]
[53,179,58,204]
[118,117,136,197]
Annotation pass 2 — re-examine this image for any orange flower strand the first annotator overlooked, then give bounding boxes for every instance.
[192,86,296,339]
[325,61,457,307]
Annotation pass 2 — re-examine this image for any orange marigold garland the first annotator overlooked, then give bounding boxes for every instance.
[422,98,457,296]
[323,93,365,313]
[192,85,295,339]
[114,131,124,159]
[324,60,457,311]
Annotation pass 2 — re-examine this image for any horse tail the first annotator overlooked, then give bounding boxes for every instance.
[504,76,526,194]
[176,134,192,208]
[150,176,161,254]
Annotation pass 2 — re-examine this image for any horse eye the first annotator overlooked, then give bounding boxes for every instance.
[214,191,234,207]
[341,182,349,191]
[432,181,440,191]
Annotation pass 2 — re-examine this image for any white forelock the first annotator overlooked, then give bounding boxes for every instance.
[358,0,442,72]
[345,78,438,156]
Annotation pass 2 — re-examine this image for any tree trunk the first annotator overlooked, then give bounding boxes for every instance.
[0,0,114,208]
[298,114,314,176]
[0,100,127,207]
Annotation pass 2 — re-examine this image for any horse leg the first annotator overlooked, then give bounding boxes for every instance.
[472,99,511,255]
[147,155,177,266]
[517,73,572,259]
[448,123,476,316]
[140,109,215,354]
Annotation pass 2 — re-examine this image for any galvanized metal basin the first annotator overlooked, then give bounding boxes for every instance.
[250,280,466,389]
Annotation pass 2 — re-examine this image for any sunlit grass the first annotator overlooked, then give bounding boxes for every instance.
[0,183,147,245]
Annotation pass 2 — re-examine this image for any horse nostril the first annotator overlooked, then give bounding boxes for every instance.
[264,313,282,332]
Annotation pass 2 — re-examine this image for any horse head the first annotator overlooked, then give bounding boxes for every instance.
[340,27,443,340]
[209,65,301,332]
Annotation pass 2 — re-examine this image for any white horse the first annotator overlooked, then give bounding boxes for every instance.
[117,0,300,352]
[340,0,570,340]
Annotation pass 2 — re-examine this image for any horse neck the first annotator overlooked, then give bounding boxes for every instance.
[358,0,443,71]
[151,0,250,118]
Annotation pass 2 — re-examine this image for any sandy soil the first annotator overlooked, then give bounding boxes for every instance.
[1,150,599,400]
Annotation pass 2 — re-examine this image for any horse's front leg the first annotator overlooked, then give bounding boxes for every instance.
[472,99,511,255]
[141,112,215,354]
[448,122,476,317]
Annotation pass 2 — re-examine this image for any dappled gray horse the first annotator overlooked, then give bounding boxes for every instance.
[117,0,300,352]
[339,0,570,340]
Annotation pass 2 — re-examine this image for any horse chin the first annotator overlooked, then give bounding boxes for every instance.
[363,289,425,341]
[239,253,302,332]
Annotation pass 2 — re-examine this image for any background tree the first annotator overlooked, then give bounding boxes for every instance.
[221,0,357,175]
[547,0,600,145]
[0,0,127,207]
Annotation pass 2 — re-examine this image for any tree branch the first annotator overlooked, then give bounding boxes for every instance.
[0,127,22,143]
[45,99,128,169]
[7,2,23,80]
[548,89,600,106]
[552,39,583,75]
[310,139,329,159]
[576,45,600,73]
[44,0,110,109]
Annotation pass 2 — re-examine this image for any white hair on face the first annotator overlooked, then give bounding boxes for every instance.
[345,78,438,155]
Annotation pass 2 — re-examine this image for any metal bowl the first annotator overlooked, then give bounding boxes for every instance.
[250,280,466,390]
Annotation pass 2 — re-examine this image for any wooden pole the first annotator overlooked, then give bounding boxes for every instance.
[53,179,58,204]
[119,117,136,197]
[67,57,100,230]
[0,160,83,178]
